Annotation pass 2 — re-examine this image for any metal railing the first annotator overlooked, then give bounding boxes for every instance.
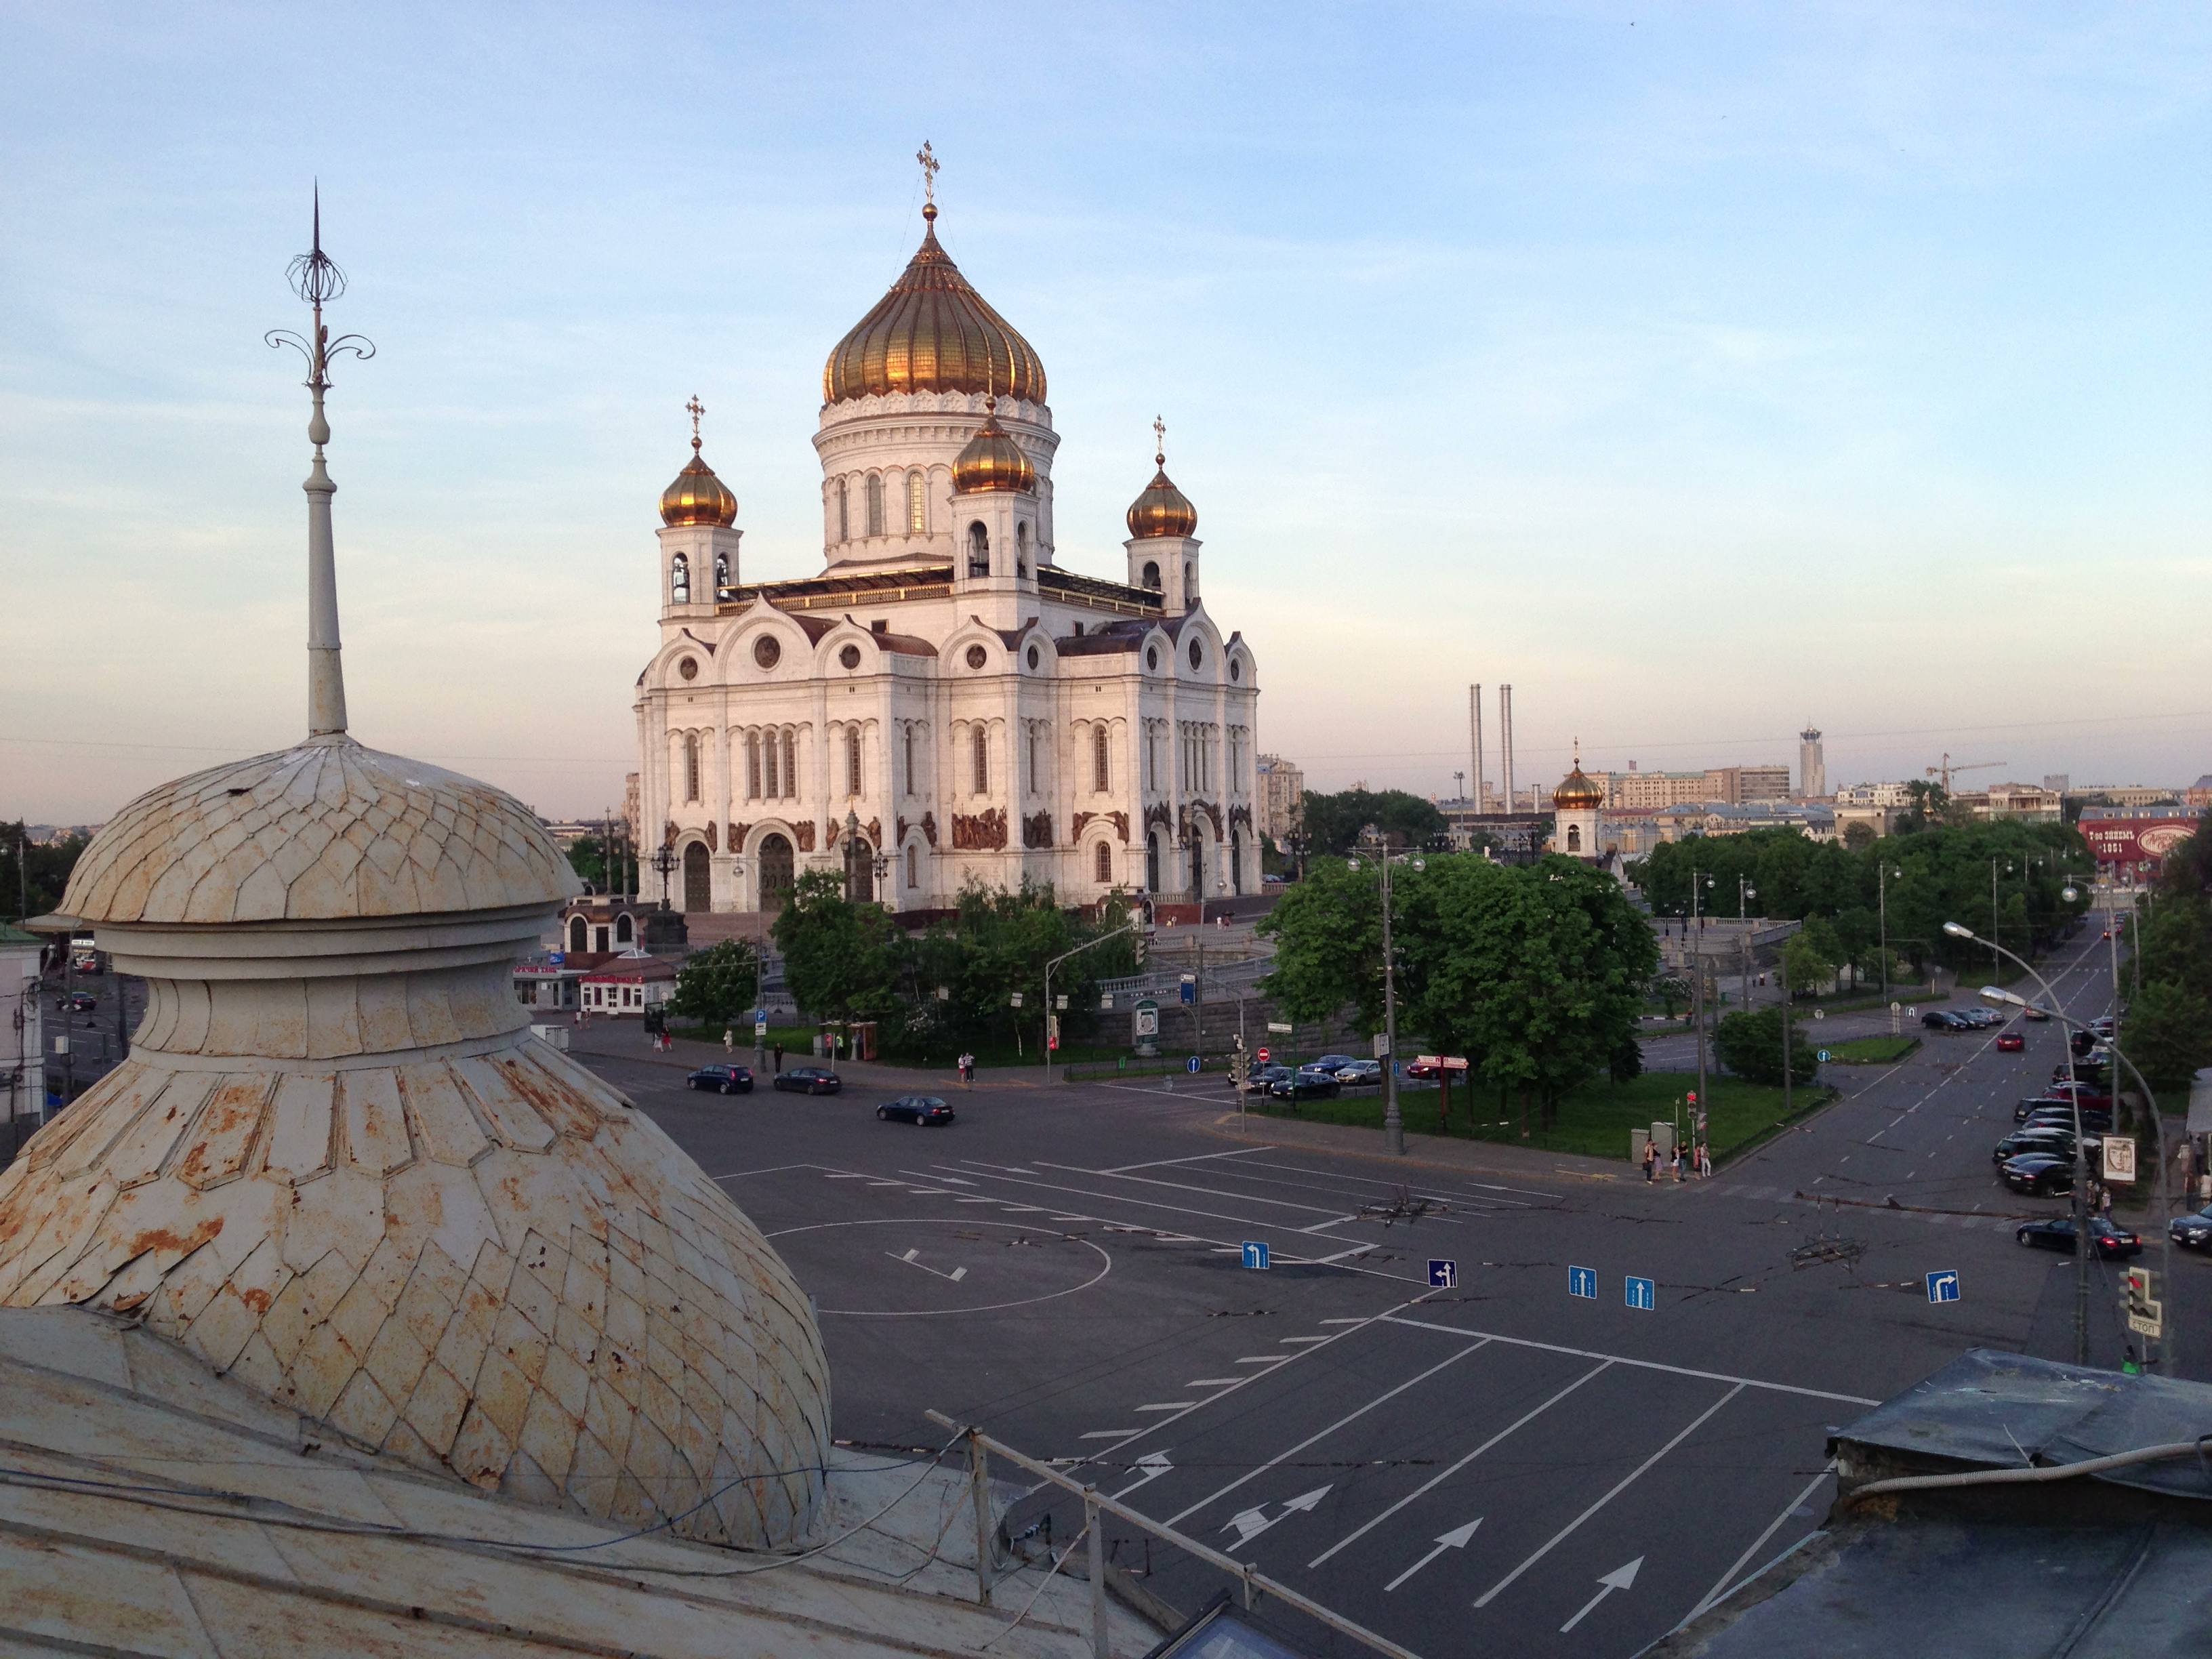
[926,1411,1421,1659]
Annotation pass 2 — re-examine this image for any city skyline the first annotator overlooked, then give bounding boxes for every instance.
[5,4,2209,821]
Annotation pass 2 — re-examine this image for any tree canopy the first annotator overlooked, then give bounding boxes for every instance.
[1295,789,1448,857]
[669,939,760,1028]
[1,823,87,924]
[2123,810,2212,1092]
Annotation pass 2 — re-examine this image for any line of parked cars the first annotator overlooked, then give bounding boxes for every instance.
[1249,1053,1392,1102]
[1923,1008,2005,1032]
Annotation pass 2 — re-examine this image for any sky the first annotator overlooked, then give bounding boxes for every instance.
[3,2,2209,824]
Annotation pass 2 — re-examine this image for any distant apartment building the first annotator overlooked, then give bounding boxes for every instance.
[2187,776,2212,809]
[2070,785,2182,810]
[1603,764,1790,808]
[1654,801,1837,844]
[1255,754,1305,843]
[1975,783,2064,823]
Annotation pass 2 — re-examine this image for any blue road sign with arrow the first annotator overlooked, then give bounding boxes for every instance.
[1429,1259,1456,1288]
[1568,1265,1597,1299]
[1242,1242,1270,1270]
[1926,1269,1960,1304]
[1186,1055,1202,1073]
[1624,1275,1656,1311]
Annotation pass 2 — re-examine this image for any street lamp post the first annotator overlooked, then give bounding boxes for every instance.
[1737,878,1757,1009]
[1945,920,2091,1366]
[1350,828,1425,1157]
[1877,863,1902,1013]
[1041,916,1143,1089]
[651,844,678,911]
[1691,872,1715,1120]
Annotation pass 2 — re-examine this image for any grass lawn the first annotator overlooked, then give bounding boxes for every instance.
[1242,1070,1823,1162]
[1818,1035,1921,1065]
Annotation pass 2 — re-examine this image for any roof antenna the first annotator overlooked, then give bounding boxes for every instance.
[266,183,375,739]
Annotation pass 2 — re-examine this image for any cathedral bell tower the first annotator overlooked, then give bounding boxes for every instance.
[657,396,741,621]
[947,395,1040,618]
[1124,419,1200,614]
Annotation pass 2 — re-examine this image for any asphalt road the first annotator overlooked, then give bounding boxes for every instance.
[575,929,2177,1659]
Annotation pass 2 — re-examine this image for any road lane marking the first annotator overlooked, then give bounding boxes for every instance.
[1111,1452,1174,1500]
[1319,1318,1368,1325]
[1164,1340,1490,1528]
[1309,1360,1613,1568]
[1222,1486,1330,1547]
[1235,1356,1289,1365]
[1035,1161,1365,1221]
[1472,1385,1744,1608]
[1081,1431,1141,1439]
[1186,1379,1242,1387]
[1382,1315,1879,1404]
[1385,1519,1481,1593]
[1097,1147,1273,1175]
[1277,1336,1328,1345]
[1685,1462,1836,1622]
[1559,1558,1643,1633]
[1136,1403,1194,1412]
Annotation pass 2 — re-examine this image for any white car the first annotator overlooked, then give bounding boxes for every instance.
[1334,1059,1384,1084]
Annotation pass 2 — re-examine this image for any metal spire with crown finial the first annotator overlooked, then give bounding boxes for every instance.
[266,186,375,739]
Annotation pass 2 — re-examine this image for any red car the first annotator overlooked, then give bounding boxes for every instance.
[1996,1032,2024,1052]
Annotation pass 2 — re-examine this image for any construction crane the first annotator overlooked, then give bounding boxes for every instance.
[1926,754,2007,793]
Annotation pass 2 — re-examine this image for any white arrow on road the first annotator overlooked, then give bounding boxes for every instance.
[1384,1519,1481,1593]
[1111,1452,1173,1501]
[885,1249,967,1282]
[1559,1558,1643,1634]
[1222,1486,1331,1549]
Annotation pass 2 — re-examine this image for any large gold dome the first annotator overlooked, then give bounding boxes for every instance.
[950,402,1036,494]
[659,441,737,527]
[823,207,1046,406]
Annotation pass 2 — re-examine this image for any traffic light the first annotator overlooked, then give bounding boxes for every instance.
[2124,1267,2155,1320]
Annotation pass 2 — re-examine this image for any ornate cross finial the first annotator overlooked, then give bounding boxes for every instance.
[916,140,939,220]
[687,394,705,453]
[1153,414,1166,467]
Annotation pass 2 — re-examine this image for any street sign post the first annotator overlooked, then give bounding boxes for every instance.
[2125,1268,2162,1337]
[1568,1266,1597,1300]
[1925,1269,1961,1305]
[1242,1242,1271,1270]
[1818,1049,1830,1063]
[1186,1055,1202,1073]
[1428,1260,1456,1288]
[1009,991,1023,1008]
[1624,1275,1656,1311]
[1267,1021,1294,1035]
[1256,1046,1271,1065]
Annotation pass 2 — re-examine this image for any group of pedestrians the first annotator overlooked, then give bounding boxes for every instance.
[1643,1138,1711,1183]
[957,1052,975,1086]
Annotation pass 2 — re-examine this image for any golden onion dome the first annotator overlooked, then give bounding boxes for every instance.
[1554,754,1605,811]
[823,205,1046,406]
[659,438,737,527]
[950,401,1036,494]
[1126,456,1197,540]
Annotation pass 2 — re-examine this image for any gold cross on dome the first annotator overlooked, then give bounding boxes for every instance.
[1153,414,1166,466]
[916,140,939,207]
[686,395,704,448]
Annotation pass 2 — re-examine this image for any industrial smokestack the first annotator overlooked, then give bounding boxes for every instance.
[1500,684,1515,814]
[1470,684,1484,813]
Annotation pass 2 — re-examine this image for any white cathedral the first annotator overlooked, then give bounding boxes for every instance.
[634,188,1261,921]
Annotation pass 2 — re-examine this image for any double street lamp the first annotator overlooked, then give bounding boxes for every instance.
[1348,827,1424,1157]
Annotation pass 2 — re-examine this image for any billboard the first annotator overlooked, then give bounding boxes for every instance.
[2082,817,2197,872]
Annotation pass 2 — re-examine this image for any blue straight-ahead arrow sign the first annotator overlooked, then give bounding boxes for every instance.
[1568,1266,1597,1300]
[1624,1275,1656,1311]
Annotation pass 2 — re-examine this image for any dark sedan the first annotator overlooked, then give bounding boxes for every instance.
[684,1064,754,1094]
[1250,1065,1298,1092]
[772,1066,842,1095]
[1994,1128,2089,1164]
[2170,1207,2212,1252]
[2002,1153,2076,1197]
[1268,1071,1341,1103]
[67,991,98,1012]
[876,1094,954,1126]
[2016,1216,2142,1258]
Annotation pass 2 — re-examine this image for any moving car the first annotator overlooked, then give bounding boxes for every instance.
[1333,1059,1384,1085]
[684,1064,754,1095]
[2015,1216,2142,1258]
[2003,1153,2076,1197]
[1995,1031,2024,1052]
[1269,1071,1341,1102]
[772,1066,842,1095]
[876,1094,954,1126]
[2022,1004,2051,1022]
[2169,1206,2212,1252]
[67,991,98,1012]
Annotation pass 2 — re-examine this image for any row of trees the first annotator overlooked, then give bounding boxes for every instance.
[1,823,87,924]
[1258,853,1657,1131]
[1635,819,2092,977]
[766,873,1143,1061]
[2125,813,2212,1092]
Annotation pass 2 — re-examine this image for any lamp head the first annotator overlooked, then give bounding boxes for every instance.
[1942,921,1973,940]
[1410,857,1426,872]
[1978,984,2026,1008]
[2062,885,2078,903]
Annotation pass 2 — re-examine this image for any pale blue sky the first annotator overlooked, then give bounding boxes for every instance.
[4,3,2209,821]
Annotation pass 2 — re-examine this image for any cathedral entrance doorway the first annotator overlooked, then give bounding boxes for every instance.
[682,842,711,912]
[1189,834,1205,897]
[1145,832,1160,893]
[758,834,794,914]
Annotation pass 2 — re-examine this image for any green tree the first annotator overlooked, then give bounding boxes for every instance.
[0,823,89,924]
[772,869,901,1020]
[670,939,760,1028]
[1256,856,1385,1027]
[1781,927,1834,996]
[1715,1007,1820,1086]
[1297,790,1448,858]
[565,834,611,893]
[2118,980,2212,1094]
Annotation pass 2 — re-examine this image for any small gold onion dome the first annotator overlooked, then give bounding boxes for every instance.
[950,401,1036,493]
[1554,754,1605,811]
[1126,456,1197,539]
[659,438,737,527]
[823,205,1047,405]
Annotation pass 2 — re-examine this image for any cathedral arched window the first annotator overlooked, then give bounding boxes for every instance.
[684,733,701,803]
[782,730,796,798]
[1568,823,1582,853]
[967,521,989,577]
[865,474,884,537]
[903,725,916,796]
[1025,726,1039,793]
[972,726,989,795]
[846,728,862,797]
[1017,522,1031,573]
[1095,841,1113,884]
[905,842,918,889]
[615,912,633,944]
[1184,560,1195,594]
[907,471,926,535]
[714,552,729,592]
[836,479,849,543]
[670,552,690,605]
[763,729,779,799]
[746,731,761,799]
[1093,725,1109,792]
[1141,560,1160,590]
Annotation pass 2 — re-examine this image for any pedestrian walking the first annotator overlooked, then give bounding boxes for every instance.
[773,1042,784,1076]
[1643,1141,1658,1183]
[1672,1141,1684,1182]
[722,1027,734,1054]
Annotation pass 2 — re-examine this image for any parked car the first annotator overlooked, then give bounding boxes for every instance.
[2022,1004,2051,1022]
[1996,1031,2024,1052]
[684,1064,754,1095]
[2015,1096,2074,1123]
[2169,1206,2212,1252]
[1923,1010,1965,1031]
[773,1066,842,1095]
[2089,1017,2116,1038]
[1309,1054,1360,1075]
[2015,1215,2142,1258]
[1334,1059,1384,1085]
[1994,1128,2088,1164]
[1269,1072,1341,1102]
[2003,1154,2077,1197]
[1250,1065,1298,1092]
[876,1094,954,1126]
[1404,1059,1447,1080]
[2020,1107,2113,1136]
[67,991,98,1012]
